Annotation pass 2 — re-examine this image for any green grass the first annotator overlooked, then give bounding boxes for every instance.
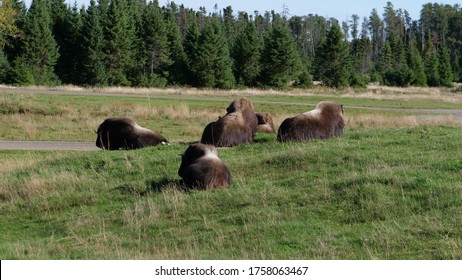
[1,127,461,259]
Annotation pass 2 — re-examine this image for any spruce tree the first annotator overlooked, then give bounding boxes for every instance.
[51,0,82,85]
[103,0,135,86]
[260,22,302,89]
[423,32,440,87]
[382,32,411,86]
[316,21,351,88]
[183,18,201,86]
[164,3,188,85]
[136,0,170,87]
[438,46,453,87]
[16,0,59,85]
[231,14,263,87]
[407,41,427,86]
[81,0,107,86]
[192,17,235,88]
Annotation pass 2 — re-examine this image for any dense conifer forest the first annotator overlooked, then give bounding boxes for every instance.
[1,0,461,89]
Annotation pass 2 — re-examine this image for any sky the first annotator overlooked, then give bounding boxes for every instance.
[24,0,461,21]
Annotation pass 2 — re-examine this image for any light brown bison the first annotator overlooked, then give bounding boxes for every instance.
[256,112,276,134]
[96,117,168,150]
[277,101,344,142]
[201,97,258,147]
[178,143,232,190]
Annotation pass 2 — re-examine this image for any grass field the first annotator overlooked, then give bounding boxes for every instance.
[0,86,461,259]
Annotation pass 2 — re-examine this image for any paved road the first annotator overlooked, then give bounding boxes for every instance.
[0,140,99,151]
[1,87,461,151]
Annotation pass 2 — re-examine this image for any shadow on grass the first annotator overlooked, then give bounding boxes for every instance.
[112,178,188,196]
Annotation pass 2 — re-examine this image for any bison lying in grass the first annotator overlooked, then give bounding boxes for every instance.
[201,97,258,147]
[277,101,344,142]
[96,117,168,150]
[178,143,232,190]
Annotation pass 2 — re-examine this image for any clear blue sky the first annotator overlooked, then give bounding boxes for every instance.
[24,0,461,21]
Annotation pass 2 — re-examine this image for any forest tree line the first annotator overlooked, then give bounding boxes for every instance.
[0,0,461,89]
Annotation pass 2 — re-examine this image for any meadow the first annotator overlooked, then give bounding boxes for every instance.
[0,86,461,259]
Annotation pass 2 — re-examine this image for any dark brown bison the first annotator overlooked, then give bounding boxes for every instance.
[95,117,168,150]
[178,143,232,190]
[201,97,258,147]
[277,101,344,142]
[256,112,276,134]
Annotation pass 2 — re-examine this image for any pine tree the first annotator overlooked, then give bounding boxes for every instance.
[423,32,440,87]
[231,14,263,87]
[15,0,60,85]
[382,32,411,86]
[183,18,201,86]
[316,21,351,88]
[438,46,453,87]
[369,8,384,62]
[103,0,135,86]
[260,22,302,89]
[164,3,188,85]
[136,0,170,87]
[51,0,83,84]
[81,0,107,86]
[407,41,427,86]
[191,17,235,88]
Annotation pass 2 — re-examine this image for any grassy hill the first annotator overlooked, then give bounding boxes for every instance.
[0,87,461,259]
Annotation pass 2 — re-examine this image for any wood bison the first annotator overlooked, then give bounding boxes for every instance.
[256,112,276,134]
[201,97,258,147]
[95,117,168,150]
[277,101,345,142]
[178,143,232,190]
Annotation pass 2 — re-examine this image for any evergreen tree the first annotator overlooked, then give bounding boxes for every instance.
[260,22,302,89]
[369,8,384,62]
[164,3,188,85]
[0,49,12,82]
[231,14,263,87]
[350,14,360,40]
[2,0,27,61]
[15,0,59,85]
[407,41,427,86]
[438,46,453,86]
[103,0,135,86]
[191,17,235,88]
[183,18,201,86]
[81,0,106,86]
[452,52,461,82]
[316,21,351,88]
[0,0,20,47]
[423,32,440,86]
[51,0,83,84]
[136,0,170,87]
[382,32,411,86]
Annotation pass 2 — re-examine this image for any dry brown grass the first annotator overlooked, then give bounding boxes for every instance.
[348,113,462,128]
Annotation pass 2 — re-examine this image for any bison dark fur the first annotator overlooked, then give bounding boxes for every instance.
[256,112,276,134]
[201,97,258,147]
[277,101,344,142]
[96,117,168,150]
[178,143,232,190]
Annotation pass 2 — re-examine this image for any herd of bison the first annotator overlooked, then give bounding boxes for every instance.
[95,97,345,190]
